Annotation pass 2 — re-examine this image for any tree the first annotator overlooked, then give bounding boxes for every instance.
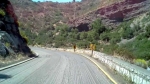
[145,25,150,37]
[80,32,87,40]
[87,31,93,41]
[90,19,106,35]
[100,32,110,42]
[121,27,134,39]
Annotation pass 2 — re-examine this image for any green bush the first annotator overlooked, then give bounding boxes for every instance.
[110,38,121,44]
[5,42,10,47]
[102,44,118,55]
[109,32,121,44]
[90,19,106,34]
[19,29,29,44]
[100,32,110,42]
[136,33,147,40]
[115,47,135,60]
[145,25,150,37]
[77,40,89,48]
[0,8,5,16]
[118,20,135,39]
[148,61,150,67]
[54,41,64,48]
[80,32,87,40]
[120,38,150,60]
[134,59,147,69]
[121,27,134,39]
[19,28,37,45]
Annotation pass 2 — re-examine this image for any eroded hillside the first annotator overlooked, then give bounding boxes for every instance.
[69,0,150,30]
[10,0,126,32]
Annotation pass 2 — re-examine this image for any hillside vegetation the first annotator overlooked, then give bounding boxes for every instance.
[10,0,150,68]
[47,12,150,68]
[25,12,150,68]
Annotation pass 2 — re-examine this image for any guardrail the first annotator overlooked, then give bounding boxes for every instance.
[59,48,150,84]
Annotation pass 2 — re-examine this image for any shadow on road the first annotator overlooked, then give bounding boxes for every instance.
[0,74,12,79]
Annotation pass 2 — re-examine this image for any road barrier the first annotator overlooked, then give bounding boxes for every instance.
[59,48,150,84]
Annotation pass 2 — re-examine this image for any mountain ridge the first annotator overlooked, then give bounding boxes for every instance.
[69,0,150,29]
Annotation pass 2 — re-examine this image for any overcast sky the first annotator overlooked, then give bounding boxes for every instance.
[32,0,81,3]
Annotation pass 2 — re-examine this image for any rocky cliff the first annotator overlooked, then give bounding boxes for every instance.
[69,0,150,29]
[0,0,32,57]
[97,0,150,22]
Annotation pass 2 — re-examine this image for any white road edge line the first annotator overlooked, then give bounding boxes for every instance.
[0,57,35,71]
[0,52,39,71]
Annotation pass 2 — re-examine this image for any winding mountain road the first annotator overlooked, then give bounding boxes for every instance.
[0,47,112,84]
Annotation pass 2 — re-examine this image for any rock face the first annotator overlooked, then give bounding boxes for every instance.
[69,0,150,29]
[0,0,32,56]
[97,0,150,21]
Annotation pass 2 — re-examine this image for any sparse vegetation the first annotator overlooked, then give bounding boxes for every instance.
[0,53,28,68]
[19,28,37,45]
[22,14,150,63]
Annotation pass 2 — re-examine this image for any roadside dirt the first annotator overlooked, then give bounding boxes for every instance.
[0,56,29,68]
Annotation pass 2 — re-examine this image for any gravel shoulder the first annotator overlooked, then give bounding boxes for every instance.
[0,56,29,68]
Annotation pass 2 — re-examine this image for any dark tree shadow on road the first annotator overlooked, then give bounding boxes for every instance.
[0,74,12,79]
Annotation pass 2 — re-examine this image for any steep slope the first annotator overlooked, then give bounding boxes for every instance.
[69,0,150,29]
[0,0,33,57]
[10,0,71,33]
[10,0,105,33]
[10,0,150,32]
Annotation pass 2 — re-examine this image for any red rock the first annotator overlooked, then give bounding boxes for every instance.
[5,0,18,26]
[97,0,146,20]
[69,0,149,28]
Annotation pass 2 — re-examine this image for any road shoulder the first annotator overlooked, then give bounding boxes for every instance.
[0,57,35,71]
[80,53,132,84]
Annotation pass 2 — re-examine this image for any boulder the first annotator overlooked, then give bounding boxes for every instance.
[0,31,16,46]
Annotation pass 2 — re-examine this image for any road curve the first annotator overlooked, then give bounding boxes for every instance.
[0,47,112,84]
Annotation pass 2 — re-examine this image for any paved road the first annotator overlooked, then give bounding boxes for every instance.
[0,47,112,84]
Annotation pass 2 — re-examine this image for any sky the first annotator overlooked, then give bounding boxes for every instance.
[32,0,81,3]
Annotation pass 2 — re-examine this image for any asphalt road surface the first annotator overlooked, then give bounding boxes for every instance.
[0,47,112,84]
